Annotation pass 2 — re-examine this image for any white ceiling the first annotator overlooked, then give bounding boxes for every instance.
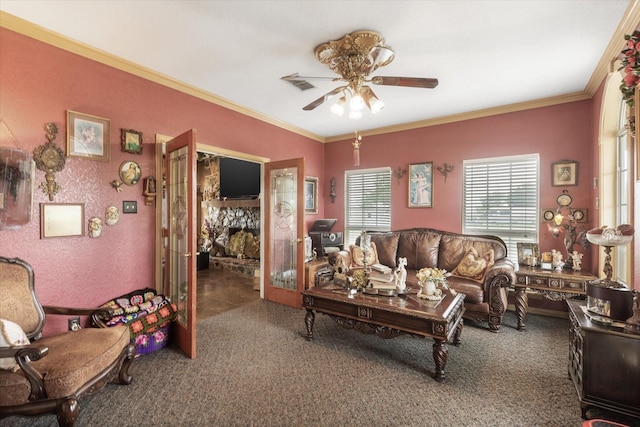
[0,1,634,140]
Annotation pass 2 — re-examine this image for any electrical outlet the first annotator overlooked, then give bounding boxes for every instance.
[68,317,81,331]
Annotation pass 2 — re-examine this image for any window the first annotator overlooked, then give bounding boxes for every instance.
[344,168,392,245]
[463,154,539,264]
[615,99,630,284]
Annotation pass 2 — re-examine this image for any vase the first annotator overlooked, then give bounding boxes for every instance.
[417,280,442,300]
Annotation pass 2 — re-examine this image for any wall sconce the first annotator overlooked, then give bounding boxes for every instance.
[436,163,454,183]
[393,166,407,185]
[143,176,157,206]
[329,177,336,203]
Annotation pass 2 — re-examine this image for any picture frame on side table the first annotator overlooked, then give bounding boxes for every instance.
[517,242,540,267]
[551,160,578,186]
[408,162,433,208]
[40,203,84,238]
[121,128,143,154]
[305,176,318,214]
[66,110,110,161]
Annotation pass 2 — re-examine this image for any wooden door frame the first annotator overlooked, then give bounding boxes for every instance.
[154,135,269,297]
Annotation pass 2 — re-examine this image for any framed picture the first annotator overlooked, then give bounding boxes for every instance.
[551,160,578,186]
[121,128,143,154]
[304,176,318,214]
[0,192,4,211]
[40,203,84,238]
[517,242,540,266]
[408,162,433,208]
[66,110,110,161]
[119,161,142,186]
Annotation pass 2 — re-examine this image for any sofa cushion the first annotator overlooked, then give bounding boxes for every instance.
[369,233,400,268]
[451,247,495,283]
[438,235,504,272]
[349,242,379,268]
[397,231,441,270]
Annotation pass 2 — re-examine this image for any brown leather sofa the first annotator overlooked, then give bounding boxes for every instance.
[331,228,516,332]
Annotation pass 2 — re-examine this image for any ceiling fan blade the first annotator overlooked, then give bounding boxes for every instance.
[302,86,347,111]
[281,73,339,82]
[371,76,439,88]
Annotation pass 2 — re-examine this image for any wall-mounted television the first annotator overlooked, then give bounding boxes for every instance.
[219,157,260,199]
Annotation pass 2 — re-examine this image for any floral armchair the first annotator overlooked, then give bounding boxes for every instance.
[0,256,135,426]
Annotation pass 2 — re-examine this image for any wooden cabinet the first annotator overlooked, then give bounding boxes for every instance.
[567,300,640,420]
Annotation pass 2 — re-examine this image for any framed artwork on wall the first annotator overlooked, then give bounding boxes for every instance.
[121,128,143,154]
[305,176,318,214]
[40,203,84,238]
[119,161,141,186]
[551,160,578,186]
[408,162,433,208]
[66,110,110,161]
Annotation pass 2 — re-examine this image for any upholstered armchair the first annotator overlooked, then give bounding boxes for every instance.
[0,256,135,426]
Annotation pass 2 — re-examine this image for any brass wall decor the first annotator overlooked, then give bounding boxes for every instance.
[329,177,336,203]
[33,123,65,201]
[393,166,407,185]
[436,163,454,183]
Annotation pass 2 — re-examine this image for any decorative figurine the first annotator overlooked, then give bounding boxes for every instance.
[551,249,564,271]
[88,217,103,238]
[105,205,119,226]
[394,257,407,292]
[570,250,583,271]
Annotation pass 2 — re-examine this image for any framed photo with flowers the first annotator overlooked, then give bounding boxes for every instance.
[121,128,143,154]
[67,110,110,161]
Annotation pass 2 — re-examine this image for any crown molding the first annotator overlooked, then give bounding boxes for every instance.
[0,11,324,143]
[325,92,592,143]
[2,7,637,145]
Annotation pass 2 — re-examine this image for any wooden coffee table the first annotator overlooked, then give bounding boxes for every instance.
[302,284,465,382]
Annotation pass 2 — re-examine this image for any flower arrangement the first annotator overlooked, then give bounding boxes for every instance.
[619,30,640,108]
[416,267,450,288]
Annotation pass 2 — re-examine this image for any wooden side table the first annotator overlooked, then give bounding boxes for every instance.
[514,266,596,330]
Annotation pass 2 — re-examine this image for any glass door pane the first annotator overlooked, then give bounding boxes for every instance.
[270,167,298,290]
[169,145,189,324]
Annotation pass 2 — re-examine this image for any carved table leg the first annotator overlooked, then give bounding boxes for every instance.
[304,309,315,341]
[432,338,448,382]
[515,286,528,331]
[452,318,463,347]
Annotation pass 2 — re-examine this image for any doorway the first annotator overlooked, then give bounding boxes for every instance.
[154,134,269,317]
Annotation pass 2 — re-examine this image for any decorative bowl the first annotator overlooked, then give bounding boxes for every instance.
[586,233,632,247]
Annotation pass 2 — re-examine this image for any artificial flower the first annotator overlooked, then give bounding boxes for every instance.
[619,30,640,107]
[416,267,450,288]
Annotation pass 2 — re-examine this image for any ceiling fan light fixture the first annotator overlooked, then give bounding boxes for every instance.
[350,93,365,111]
[362,87,384,114]
[330,96,346,116]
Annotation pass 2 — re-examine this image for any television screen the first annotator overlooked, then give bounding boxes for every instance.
[219,157,260,199]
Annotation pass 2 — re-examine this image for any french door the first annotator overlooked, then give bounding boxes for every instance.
[165,129,197,358]
[263,158,305,308]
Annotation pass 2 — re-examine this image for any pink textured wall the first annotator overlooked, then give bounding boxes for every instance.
[324,101,596,273]
[0,29,323,335]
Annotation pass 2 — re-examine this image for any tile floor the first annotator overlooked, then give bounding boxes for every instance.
[196,267,260,321]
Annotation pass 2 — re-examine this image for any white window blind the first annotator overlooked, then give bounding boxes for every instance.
[345,168,391,245]
[463,154,539,264]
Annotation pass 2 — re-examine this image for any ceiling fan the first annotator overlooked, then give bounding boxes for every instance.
[282,30,438,119]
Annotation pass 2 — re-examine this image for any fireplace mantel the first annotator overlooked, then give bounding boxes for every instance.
[204,199,260,208]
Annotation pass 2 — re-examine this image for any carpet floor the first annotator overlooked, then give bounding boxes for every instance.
[0,300,632,426]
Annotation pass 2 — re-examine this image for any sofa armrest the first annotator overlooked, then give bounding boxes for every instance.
[483,258,516,289]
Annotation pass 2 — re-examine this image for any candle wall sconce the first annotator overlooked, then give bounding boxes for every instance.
[393,166,407,185]
[436,163,454,183]
[143,175,157,206]
[33,123,65,201]
[329,177,336,203]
